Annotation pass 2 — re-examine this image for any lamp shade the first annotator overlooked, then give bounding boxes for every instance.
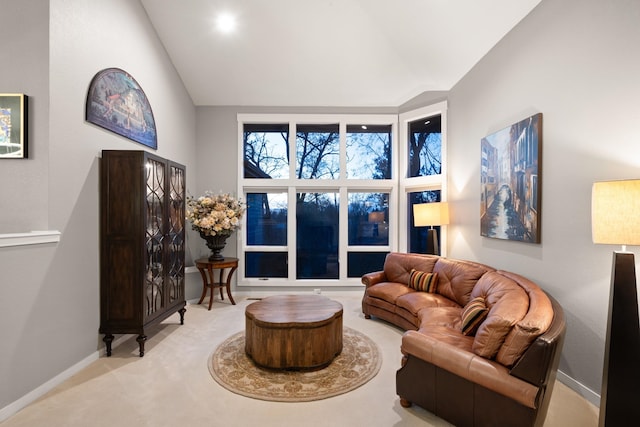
[368,211,385,224]
[592,179,640,245]
[413,202,450,227]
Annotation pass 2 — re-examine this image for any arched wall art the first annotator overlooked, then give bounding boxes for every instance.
[86,68,157,149]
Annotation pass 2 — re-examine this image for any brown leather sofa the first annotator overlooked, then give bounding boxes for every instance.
[362,252,566,427]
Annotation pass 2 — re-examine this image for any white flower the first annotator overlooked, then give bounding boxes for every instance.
[185,191,246,236]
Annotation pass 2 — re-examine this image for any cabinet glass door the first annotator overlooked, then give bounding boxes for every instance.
[167,164,185,305]
[145,157,166,318]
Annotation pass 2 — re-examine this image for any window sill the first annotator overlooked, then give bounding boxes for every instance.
[0,230,61,248]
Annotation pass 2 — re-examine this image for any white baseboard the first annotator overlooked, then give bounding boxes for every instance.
[557,369,600,407]
[0,335,132,423]
[0,351,97,422]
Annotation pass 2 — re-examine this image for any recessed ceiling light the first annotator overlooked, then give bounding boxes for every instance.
[216,12,237,34]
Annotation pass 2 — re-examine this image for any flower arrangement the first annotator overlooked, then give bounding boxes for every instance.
[186,191,246,237]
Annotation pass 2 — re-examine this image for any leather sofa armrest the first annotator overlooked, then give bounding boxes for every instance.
[401,330,540,409]
[362,270,386,288]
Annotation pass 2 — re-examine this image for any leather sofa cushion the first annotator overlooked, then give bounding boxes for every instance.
[366,281,414,304]
[418,306,463,330]
[494,270,554,367]
[383,252,439,284]
[433,258,494,307]
[363,294,401,319]
[396,292,460,317]
[470,271,529,359]
[411,325,474,352]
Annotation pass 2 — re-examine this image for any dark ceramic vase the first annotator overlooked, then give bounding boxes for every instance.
[200,232,230,261]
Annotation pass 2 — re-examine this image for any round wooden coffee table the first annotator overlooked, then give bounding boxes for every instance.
[245,295,343,370]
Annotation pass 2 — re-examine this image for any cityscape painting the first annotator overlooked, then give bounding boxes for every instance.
[0,93,27,159]
[480,113,542,243]
[86,68,157,149]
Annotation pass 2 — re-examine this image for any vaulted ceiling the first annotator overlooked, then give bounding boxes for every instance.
[141,0,541,107]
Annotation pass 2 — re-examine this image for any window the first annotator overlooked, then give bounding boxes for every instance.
[296,191,339,279]
[346,125,392,179]
[243,191,288,278]
[408,115,442,177]
[243,124,289,179]
[238,105,446,286]
[296,124,339,179]
[399,102,448,255]
[348,192,389,246]
[239,114,397,286]
[408,190,441,254]
[245,192,287,246]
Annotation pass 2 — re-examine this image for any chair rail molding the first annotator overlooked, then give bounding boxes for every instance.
[0,230,61,248]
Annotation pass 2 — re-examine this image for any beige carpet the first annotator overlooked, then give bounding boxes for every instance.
[209,326,381,402]
[0,292,598,427]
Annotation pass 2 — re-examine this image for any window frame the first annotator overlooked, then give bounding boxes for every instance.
[237,113,398,287]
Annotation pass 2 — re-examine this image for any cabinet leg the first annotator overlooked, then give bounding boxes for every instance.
[400,398,412,408]
[179,307,186,325]
[103,334,114,357]
[136,335,147,357]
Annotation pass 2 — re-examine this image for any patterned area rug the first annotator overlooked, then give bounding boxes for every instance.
[208,326,382,402]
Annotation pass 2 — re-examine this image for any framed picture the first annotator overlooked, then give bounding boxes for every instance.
[0,93,28,159]
[480,113,542,243]
[86,68,157,149]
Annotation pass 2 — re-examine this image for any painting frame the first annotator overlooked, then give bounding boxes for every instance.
[480,113,542,243]
[86,68,157,149]
[0,93,28,159]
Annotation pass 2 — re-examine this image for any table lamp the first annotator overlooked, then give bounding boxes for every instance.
[591,179,640,426]
[413,202,449,255]
[368,211,385,237]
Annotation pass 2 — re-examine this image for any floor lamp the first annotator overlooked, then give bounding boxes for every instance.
[592,180,640,427]
[413,202,449,255]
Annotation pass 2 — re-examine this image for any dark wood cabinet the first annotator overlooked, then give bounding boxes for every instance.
[100,150,186,357]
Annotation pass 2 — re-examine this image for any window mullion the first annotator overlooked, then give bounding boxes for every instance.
[289,121,297,180]
[339,187,348,279]
[287,186,297,281]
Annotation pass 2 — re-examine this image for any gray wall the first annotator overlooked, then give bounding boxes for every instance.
[0,0,52,410]
[0,0,49,232]
[447,0,640,399]
[1,0,197,413]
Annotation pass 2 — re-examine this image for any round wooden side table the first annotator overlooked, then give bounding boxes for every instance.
[195,257,238,310]
[245,295,343,369]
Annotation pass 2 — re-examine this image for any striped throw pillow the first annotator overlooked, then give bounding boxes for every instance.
[461,296,489,336]
[408,269,438,293]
